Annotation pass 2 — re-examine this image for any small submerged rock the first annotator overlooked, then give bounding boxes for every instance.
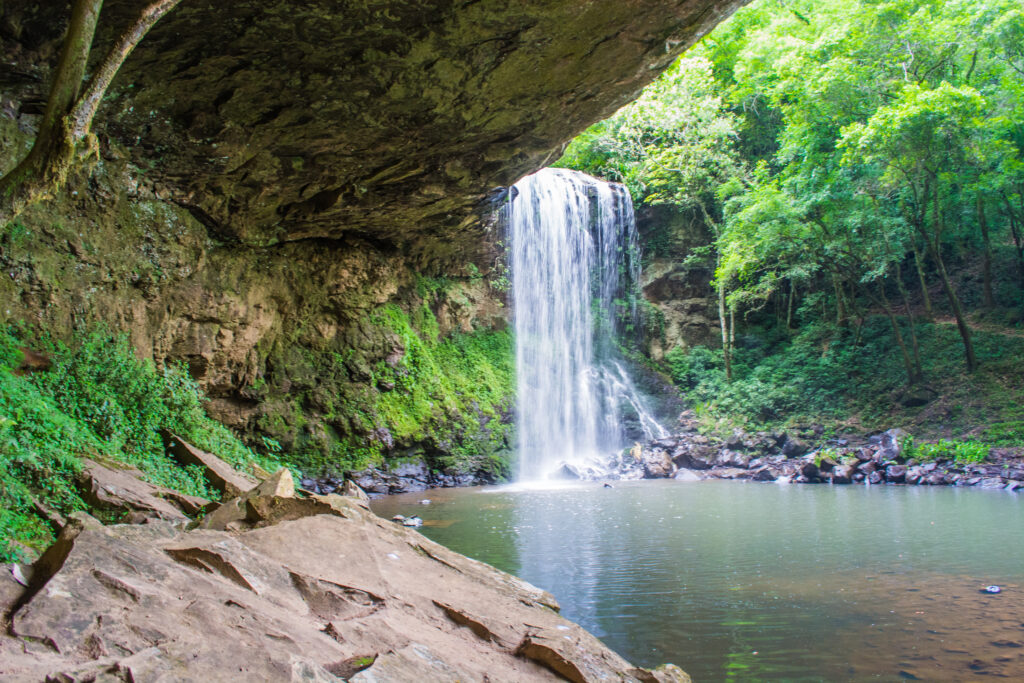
[402,516,423,528]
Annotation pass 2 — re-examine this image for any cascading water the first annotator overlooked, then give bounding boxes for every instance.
[508,167,666,481]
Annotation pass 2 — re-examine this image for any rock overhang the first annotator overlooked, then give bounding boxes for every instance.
[71,0,748,263]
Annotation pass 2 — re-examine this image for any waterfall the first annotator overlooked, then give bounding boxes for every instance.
[508,167,666,481]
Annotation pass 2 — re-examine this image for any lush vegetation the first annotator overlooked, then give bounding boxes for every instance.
[329,300,514,477]
[559,0,1024,444]
[0,327,276,562]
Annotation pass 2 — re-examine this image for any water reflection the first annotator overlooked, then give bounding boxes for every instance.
[373,481,1024,680]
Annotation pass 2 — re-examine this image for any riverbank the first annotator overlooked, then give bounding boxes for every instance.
[620,413,1024,491]
[1,442,689,682]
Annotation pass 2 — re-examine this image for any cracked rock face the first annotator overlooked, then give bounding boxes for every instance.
[88,0,746,263]
[0,494,690,682]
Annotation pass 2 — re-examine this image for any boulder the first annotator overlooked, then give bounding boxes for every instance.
[725,430,747,450]
[799,460,820,480]
[162,431,258,498]
[716,450,751,469]
[1,494,682,681]
[885,464,907,484]
[829,465,853,484]
[642,449,676,479]
[867,470,885,485]
[671,444,715,470]
[877,428,910,462]
[341,480,371,506]
[79,459,205,523]
[782,437,810,458]
[673,469,704,482]
[555,463,583,480]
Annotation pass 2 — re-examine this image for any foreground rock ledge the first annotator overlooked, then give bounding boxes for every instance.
[0,496,687,682]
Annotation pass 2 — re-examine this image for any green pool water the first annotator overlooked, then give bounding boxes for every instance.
[372,479,1024,681]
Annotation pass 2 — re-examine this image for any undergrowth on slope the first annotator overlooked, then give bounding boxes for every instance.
[665,316,1024,444]
[0,327,277,562]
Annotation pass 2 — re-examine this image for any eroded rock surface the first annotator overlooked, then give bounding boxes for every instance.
[0,486,689,682]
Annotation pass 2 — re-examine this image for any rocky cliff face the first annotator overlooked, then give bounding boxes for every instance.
[637,205,719,361]
[0,0,744,475]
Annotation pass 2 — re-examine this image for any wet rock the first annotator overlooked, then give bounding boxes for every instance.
[815,453,838,472]
[555,463,583,480]
[782,437,810,458]
[642,449,676,479]
[885,464,907,484]
[716,450,751,469]
[868,471,885,485]
[751,467,777,482]
[906,466,924,485]
[674,469,704,482]
[705,467,751,480]
[877,428,910,462]
[671,445,715,470]
[830,465,853,484]
[799,460,820,480]
[857,460,877,476]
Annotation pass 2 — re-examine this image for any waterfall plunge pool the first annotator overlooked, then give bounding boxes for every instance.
[372,480,1024,681]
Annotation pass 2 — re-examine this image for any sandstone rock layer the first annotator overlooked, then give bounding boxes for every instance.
[1,495,689,682]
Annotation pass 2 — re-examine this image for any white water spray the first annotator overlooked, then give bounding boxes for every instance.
[508,168,665,481]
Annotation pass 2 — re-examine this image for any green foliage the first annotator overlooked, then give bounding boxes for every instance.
[562,0,1024,384]
[366,304,514,476]
[0,326,275,561]
[902,436,990,464]
[663,316,1024,437]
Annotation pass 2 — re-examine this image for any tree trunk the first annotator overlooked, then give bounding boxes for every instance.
[978,192,994,309]
[718,276,732,382]
[912,241,932,318]
[877,282,916,385]
[922,199,978,372]
[833,276,845,326]
[0,0,102,225]
[1002,191,1024,290]
[895,263,923,381]
[0,0,182,226]
[786,281,795,330]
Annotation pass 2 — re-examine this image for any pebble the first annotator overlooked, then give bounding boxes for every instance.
[982,585,1002,594]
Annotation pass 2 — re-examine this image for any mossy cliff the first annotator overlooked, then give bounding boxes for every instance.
[0,0,744,483]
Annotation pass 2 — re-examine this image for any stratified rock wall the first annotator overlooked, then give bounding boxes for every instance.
[0,0,745,474]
